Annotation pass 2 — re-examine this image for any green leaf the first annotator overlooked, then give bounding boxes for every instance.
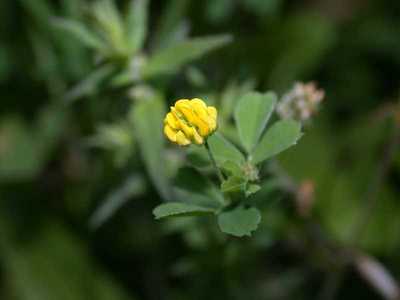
[218,206,261,237]
[245,184,261,197]
[152,0,189,49]
[186,146,210,168]
[0,223,133,300]
[92,0,126,53]
[0,106,66,181]
[221,176,247,193]
[221,160,243,177]
[219,79,256,122]
[52,18,106,53]
[234,91,277,153]
[64,64,115,103]
[89,175,146,230]
[132,94,172,200]
[252,120,302,164]
[143,35,232,78]
[0,117,44,180]
[19,0,54,36]
[174,167,224,208]
[207,133,245,166]
[153,202,216,219]
[125,0,148,54]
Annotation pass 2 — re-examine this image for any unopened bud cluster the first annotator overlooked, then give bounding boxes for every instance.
[277,82,325,122]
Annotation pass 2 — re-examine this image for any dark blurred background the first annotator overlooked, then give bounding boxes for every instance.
[1,0,400,299]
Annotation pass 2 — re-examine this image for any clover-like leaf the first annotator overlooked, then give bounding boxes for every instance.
[153,202,216,219]
[221,176,247,193]
[218,206,261,237]
[252,119,302,164]
[234,91,277,153]
[207,133,245,166]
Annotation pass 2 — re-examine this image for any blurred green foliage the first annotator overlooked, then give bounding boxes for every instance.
[1,0,400,299]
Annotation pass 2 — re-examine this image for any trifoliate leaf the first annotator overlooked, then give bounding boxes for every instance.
[218,206,261,237]
[234,91,277,153]
[252,119,302,164]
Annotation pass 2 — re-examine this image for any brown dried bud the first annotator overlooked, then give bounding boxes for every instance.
[295,180,315,218]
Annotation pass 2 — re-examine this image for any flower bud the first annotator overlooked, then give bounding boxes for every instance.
[164,98,218,146]
[277,82,325,122]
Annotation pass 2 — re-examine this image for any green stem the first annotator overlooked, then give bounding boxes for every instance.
[205,140,225,183]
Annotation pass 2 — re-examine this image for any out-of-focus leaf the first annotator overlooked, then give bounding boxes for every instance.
[132,93,172,200]
[92,0,125,53]
[219,79,257,123]
[206,0,235,24]
[143,35,232,78]
[29,30,61,91]
[0,223,133,300]
[152,0,189,49]
[207,133,245,166]
[19,0,52,30]
[185,67,207,88]
[64,64,115,102]
[0,47,11,81]
[218,206,261,237]
[87,121,134,167]
[0,106,66,181]
[0,118,43,181]
[125,0,148,54]
[153,202,216,220]
[243,0,283,16]
[234,91,277,153]
[36,104,68,148]
[52,18,106,53]
[268,14,336,90]
[221,176,247,193]
[89,175,146,229]
[252,120,302,164]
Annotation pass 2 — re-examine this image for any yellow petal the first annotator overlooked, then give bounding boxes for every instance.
[207,106,217,120]
[190,100,209,120]
[175,99,192,117]
[192,128,204,145]
[176,131,191,146]
[190,98,207,109]
[206,107,217,132]
[164,125,177,142]
[176,106,197,125]
[190,100,216,132]
[176,118,194,138]
[195,118,211,137]
[175,99,191,108]
[165,112,178,129]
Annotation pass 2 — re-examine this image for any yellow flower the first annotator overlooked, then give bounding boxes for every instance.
[164,98,218,146]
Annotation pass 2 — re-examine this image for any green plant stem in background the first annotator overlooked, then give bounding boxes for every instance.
[205,139,225,183]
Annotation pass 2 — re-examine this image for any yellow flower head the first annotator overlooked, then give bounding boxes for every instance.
[164,98,218,146]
